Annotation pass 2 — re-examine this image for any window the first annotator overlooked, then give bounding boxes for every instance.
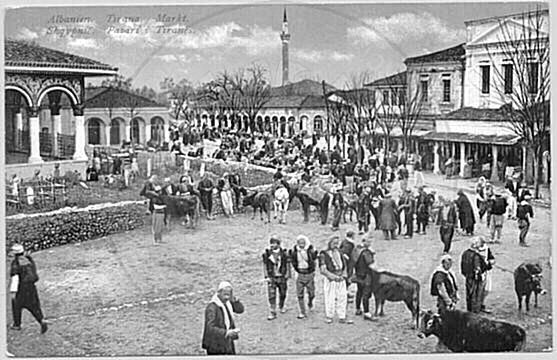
[480,65,490,94]
[382,90,390,106]
[420,80,429,102]
[314,116,323,132]
[391,89,398,106]
[398,89,406,106]
[443,79,451,102]
[528,62,539,94]
[503,64,513,94]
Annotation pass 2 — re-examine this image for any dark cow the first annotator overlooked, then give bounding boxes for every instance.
[514,262,547,312]
[418,309,526,352]
[242,191,272,223]
[370,269,420,328]
[161,194,200,228]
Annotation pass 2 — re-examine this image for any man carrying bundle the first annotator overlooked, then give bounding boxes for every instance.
[9,244,48,334]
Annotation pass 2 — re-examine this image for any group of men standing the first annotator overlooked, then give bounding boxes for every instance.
[430,236,495,316]
[261,231,380,324]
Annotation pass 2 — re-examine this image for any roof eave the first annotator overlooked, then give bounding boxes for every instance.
[5,65,118,77]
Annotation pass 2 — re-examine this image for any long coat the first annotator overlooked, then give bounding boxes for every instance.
[455,193,476,229]
[379,197,398,231]
[201,298,244,355]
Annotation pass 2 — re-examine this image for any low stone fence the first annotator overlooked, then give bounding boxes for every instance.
[6,201,147,253]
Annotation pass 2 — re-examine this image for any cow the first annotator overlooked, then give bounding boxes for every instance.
[161,194,200,229]
[242,190,272,223]
[514,262,547,312]
[369,269,420,328]
[418,309,526,352]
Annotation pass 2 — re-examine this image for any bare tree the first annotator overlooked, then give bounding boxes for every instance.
[375,84,400,157]
[327,94,354,158]
[395,82,424,158]
[487,8,549,197]
[237,65,271,134]
[160,78,199,132]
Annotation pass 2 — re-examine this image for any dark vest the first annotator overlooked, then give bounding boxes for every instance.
[289,246,316,273]
[354,248,374,277]
[262,248,288,277]
[319,249,346,274]
[430,270,458,297]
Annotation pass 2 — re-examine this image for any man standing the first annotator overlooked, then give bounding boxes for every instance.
[140,175,166,244]
[201,281,243,355]
[218,173,235,217]
[490,192,508,243]
[398,189,416,238]
[357,187,372,234]
[331,184,345,231]
[289,235,318,319]
[319,236,353,324]
[352,236,377,321]
[437,197,457,254]
[416,187,433,235]
[9,244,48,333]
[516,194,534,247]
[460,238,488,313]
[340,231,357,303]
[476,237,495,314]
[455,190,476,236]
[379,192,398,240]
[505,174,520,219]
[430,254,459,314]
[198,172,215,220]
[262,237,290,320]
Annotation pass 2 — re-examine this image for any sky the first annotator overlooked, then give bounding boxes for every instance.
[5,1,547,90]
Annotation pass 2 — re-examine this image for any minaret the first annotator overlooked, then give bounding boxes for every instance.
[280,8,291,85]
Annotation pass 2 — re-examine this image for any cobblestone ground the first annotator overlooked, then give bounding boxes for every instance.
[6,184,553,356]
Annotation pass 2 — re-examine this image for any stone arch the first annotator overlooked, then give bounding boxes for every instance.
[210,114,215,128]
[314,115,323,133]
[201,114,208,127]
[150,116,165,145]
[288,116,296,137]
[264,116,271,132]
[110,118,124,145]
[131,117,146,144]
[279,116,287,137]
[86,117,104,145]
[5,86,33,108]
[243,115,249,132]
[37,86,79,108]
[256,115,263,133]
[300,115,309,131]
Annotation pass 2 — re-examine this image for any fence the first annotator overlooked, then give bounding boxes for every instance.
[6,179,69,212]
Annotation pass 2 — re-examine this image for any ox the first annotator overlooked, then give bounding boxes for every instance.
[161,194,200,229]
[370,269,420,328]
[418,309,526,352]
[514,262,547,312]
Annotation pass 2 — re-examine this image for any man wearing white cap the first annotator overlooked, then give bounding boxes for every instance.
[289,235,318,319]
[201,281,244,355]
[9,244,48,333]
[430,254,459,314]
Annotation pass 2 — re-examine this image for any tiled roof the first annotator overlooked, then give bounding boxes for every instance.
[84,87,164,108]
[404,43,465,65]
[300,95,327,108]
[262,95,307,108]
[364,71,407,87]
[443,106,508,121]
[5,39,117,72]
[271,79,336,97]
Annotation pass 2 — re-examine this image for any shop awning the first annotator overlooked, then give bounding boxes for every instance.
[423,132,521,146]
